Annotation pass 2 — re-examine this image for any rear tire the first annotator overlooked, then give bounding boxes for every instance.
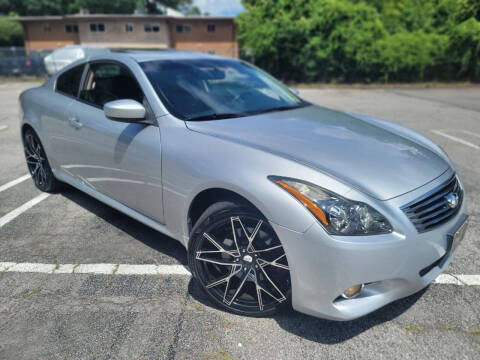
[188,201,291,317]
[23,128,61,193]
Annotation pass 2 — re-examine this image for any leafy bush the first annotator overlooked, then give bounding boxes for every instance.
[449,17,480,80]
[372,31,449,81]
[238,0,480,83]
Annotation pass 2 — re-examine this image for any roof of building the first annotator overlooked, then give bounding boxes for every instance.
[17,14,236,22]
[114,50,231,63]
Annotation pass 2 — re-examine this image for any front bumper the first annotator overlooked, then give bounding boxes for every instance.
[274,174,468,321]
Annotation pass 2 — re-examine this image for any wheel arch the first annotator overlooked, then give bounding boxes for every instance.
[187,187,263,238]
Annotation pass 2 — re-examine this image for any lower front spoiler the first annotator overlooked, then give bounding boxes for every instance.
[273,213,468,321]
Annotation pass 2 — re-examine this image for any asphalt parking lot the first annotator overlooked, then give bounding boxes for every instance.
[0,82,479,359]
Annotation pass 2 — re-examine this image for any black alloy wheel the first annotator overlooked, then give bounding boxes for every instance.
[23,128,61,192]
[189,201,291,316]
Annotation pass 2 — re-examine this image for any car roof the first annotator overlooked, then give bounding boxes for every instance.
[110,50,235,63]
[48,50,239,85]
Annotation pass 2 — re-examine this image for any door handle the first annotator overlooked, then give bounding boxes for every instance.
[68,116,83,129]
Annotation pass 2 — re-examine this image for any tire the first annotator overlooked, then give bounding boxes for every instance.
[188,201,291,317]
[23,128,62,193]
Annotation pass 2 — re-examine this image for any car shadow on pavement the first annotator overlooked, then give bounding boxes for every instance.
[60,184,188,265]
[272,288,427,344]
[59,184,426,344]
[187,276,427,344]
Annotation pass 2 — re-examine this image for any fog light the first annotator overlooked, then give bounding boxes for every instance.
[341,284,364,299]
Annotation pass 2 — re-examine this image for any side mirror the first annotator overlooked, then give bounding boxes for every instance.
[104,99,146,122]
[289,87,300,96]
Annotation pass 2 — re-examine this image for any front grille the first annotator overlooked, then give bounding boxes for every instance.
[401,175,462,233]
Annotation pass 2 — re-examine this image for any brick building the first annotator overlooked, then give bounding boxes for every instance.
[18,14,238,58]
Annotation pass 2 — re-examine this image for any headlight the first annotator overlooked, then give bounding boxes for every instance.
[269,176,393,236]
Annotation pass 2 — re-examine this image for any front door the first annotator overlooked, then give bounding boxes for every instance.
[62,61,164,223]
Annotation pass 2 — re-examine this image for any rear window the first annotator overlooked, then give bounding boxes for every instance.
[56,65,84,97]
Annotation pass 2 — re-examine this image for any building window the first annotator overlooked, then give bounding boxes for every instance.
[207,50,216,54]
[90,23,105,32]
[207,24,215,33]
[65,24,79,33]
[176,24,191,33]
[125,23,133,32]
[144,23,160,32]
[44,24,52,32]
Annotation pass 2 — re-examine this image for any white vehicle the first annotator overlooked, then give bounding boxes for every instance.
[43,45,110,75]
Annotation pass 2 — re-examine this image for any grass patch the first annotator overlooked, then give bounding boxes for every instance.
[202,349,234,360]
[20,287,42,299]
[404,325,425,332]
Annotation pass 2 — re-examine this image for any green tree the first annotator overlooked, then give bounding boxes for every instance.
[144,0,193,13]
[0,0,77,16]
[0,16,23,46]
[75,0,136,14]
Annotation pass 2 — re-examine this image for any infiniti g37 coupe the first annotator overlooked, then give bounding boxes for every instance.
[19,51,468,320]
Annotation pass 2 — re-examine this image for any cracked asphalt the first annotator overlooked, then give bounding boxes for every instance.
[0,82,479,359]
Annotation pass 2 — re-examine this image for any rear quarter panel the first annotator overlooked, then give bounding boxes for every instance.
[20,82,72,170]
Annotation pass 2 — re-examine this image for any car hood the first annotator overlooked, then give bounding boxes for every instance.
[185,105,449,200]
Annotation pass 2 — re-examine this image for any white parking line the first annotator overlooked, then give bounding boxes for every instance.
[459,129,480,139]
[0,261,478,285]
[0,262,191,275]
[0,125,8,132]
[431,130,480,150]
[434,274,480,285]
[0,174,30,193]
[0,192,50,228]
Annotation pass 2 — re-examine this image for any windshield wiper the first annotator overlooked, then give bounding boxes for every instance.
[186,113,247,121]
[247,103,308,116]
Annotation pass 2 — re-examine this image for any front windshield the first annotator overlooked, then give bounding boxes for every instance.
[140,58,306,120]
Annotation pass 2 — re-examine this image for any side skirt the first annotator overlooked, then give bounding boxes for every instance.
[54,169,184,246]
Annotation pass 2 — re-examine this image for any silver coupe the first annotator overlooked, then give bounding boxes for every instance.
[19,51,468,320]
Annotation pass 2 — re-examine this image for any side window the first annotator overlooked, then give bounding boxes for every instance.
[56,65,85,97]
[79,62,144,108]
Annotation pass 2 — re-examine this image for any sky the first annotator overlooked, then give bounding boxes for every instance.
[193,0,245,16]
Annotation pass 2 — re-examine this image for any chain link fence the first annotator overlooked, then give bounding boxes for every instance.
[0,47,51,77]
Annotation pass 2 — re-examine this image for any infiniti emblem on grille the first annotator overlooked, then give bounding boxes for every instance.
[445,193,459,209]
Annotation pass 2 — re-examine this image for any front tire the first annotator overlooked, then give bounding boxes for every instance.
[189,201,291,317]
[23,128,61,193]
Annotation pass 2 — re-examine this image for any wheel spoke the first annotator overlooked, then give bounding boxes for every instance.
[248,220,263,246]
[232,216,263,251]
[230,217,241,254]
[34,143,42,157]
[24,148,36,159]
[195,255,237,266]
[256,282,264,311]
[31,163,41,176]
[26,135,37,155]
[223,266,242,302]
[203,233,238,257]
[206,265,242,289]
[34,167,42,184]
[254,244,283,253]
[258,266,287,302]
[254,270,285,306]
[39,165,47,184]
[225,268,250,305]
[258,254,289,271]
